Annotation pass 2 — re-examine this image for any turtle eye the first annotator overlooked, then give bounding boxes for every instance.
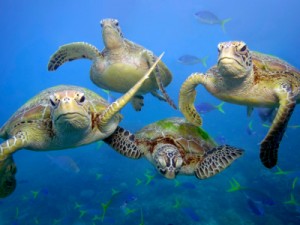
[79,95,85,103]
[76,93,85,103]
[114,20,119,26]
[100,20,104,27]
[50,99,56,107]
[217,44,223,53]
[49,95,59,107]
[240,44,247,52]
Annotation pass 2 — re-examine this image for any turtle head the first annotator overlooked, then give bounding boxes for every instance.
[153,144,183,179]
[50,90,91,133]
[100,18,124,50]
[217,41,252,79]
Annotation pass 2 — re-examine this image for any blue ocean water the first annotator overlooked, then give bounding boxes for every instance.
[1,0,300,224]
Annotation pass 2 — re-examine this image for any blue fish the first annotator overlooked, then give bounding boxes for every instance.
[181,207,200,222]
[242,189,275,206]
[194,10,231,32]
[196,102,225,114]
[178,55,208,67]
[257,107,277,123]
[181,182,197,189]
[246,120,256,136]
[215,135,227,145]
[120,193,138,209]
[47,154,80,173]
[247,198,264,216]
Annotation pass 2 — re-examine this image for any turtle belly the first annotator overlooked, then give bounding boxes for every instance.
[212,87,279,107]
[90,63,158,94]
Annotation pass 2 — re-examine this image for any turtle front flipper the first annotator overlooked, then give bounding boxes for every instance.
[260,85,297,168]
[48,42,102,71]
[142,51,177,110]
[98,53,164,133]
[131,95,144,111]
[104,126,142,158]
[0,156,17,198]
[179,73,207,126]
[0,132,28,161]
[195,145,244,179]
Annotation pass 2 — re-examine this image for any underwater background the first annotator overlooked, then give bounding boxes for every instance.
[1,0,300,224]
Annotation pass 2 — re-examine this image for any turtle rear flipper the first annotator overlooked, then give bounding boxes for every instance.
[260,85,296,168]
[104,126,142,159]
[195,145,244,179]
[48,42,102,71]
[0,156,17,198]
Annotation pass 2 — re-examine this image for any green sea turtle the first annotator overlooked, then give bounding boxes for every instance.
[179,41,300,169]
[48,18,176,111]
[104,117,244,179]
[0,56,160,198]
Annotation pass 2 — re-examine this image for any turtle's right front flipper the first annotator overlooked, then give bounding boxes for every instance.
[0,131,28,161]
[48,42,102,71]
[103,126,142,159]
[195,145,244,179]
[0,156,17,198]
[179,73,208,126]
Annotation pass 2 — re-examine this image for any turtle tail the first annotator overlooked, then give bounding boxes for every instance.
[48,42,102,71]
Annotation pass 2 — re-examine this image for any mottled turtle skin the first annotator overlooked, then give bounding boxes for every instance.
[104,117,244,179]
[0,58,159,198]
[48,18,176,111]
[179,41,300,169]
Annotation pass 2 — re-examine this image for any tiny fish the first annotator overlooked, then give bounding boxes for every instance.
[194,10,231,32]
[242,189,275,206]
[215,135,226,145]
[246,120,256,136]
[47,155,80,173]
[181,207,200,222]
[247,198,264,216]
[178,55,208,67]
[102,89,116,104]
[196,102,225,114]
[257,107,277,123]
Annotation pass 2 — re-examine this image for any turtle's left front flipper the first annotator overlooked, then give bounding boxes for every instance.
[195,145,244,179]
[0,156,17,198]
[103,126,142,159]
[260,84,297,169]
[142,51,177,110]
